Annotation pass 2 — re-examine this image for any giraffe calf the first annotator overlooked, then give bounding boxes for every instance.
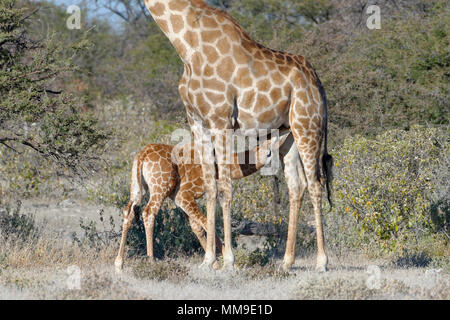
[115,131,290,271]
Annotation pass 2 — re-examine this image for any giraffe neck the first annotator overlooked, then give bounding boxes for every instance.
[143,0,212,62]
[231,146,268,179]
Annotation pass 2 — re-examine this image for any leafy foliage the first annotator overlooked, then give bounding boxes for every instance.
[0,201,40,243]
[0,0,107,171]
[322,8,450,129]
[127,206,203,259]
[329,126,449,254]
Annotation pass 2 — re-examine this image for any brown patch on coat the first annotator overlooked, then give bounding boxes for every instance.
[190,79,200,91]
[233,45,248,65]
[223,24,240,42]
[169,0,189,11]
[201,30,222,43]
[241,91,256,108]
[173,39,187,57]
[235,68,253,88]
[254,94,271,113]
[252,61,268,77]
[192,52,203,75]
[258,109,276,123]
[271,71,285,85]
[186,9,201,28]
[195,93,210,116]
[149,2,165,16]
[203,78,226,91]
[184,31,199,48]
[276,99,289,115]
[217,37,231,54]
[217,57,235,82]
[203,45,220,63]
[256,79,271,92]
[201,66,214,78]
[270,88,282,103]
[202,16,219,28]
[155,19,169,34]
[205,92,225,104]
[170,14,184,33]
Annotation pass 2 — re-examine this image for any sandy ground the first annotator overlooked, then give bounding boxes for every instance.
[20,198,122,240]
[0,199,448,300]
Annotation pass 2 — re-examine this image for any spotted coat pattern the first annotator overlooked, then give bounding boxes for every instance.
[142,0,330,271]
[114,134,288,271]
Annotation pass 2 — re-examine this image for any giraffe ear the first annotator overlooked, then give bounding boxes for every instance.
[273,130,291,149]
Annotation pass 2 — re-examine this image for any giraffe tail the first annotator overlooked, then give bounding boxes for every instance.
[126,155,145,215]
[317,74,334,208]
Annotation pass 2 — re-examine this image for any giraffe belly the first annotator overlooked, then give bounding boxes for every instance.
[234,105,289,136]
[234,87,291,135]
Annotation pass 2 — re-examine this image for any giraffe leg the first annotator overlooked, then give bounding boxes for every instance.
[282,146,307,270]
[175,192,224,258]
[307,171,328,272]
[115,156,144,272]
[142,194,164,262]
[290,94,328,272]
[179,210,222,270]
[293,138,328,272]
[214,130,234,271]
[115,200,137,272]
[195,128,218,270]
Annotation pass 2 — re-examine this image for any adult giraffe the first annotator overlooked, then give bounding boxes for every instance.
[142,0,333,271]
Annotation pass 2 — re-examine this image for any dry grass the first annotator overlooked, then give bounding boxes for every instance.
[0,233,448,300]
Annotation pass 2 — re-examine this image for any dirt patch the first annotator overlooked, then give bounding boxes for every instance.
[20,199,121,241]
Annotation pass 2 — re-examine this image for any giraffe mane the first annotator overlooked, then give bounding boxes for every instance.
[190,0,254,43]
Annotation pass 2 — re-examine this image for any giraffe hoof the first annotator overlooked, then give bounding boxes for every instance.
[315,265,328,272]
[199,260,215,271]
[221,262,235,274]
[114,259,123,273]
[282,259,294,271]
[147,256,155,264]
[316,255,328,272]
[282,264,292,272]
[212,261,221,270]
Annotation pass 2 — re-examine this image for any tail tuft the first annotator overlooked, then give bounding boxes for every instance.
[316,71,333,209]
[322,152,334,208]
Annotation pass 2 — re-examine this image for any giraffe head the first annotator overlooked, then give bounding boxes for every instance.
[252,129,291,169]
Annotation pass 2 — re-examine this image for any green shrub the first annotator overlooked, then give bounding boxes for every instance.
[0,148,53,199]
[74,203,203,259]
[235,248,270,268]
[328,125,449,256]
[321,5,449,130]
[72,209,119,249]
[0,0,108,171]
[126,206,203,259]
[0,201,40,244]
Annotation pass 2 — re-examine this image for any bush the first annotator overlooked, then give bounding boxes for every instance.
[74,202,203,259]
[0,0,108,171]
[319,2,449,131]
[72,209,119,249]
[126,206,203,259]
[235,248,270,268]
[328,125,449,256]
[0,201,40,244]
